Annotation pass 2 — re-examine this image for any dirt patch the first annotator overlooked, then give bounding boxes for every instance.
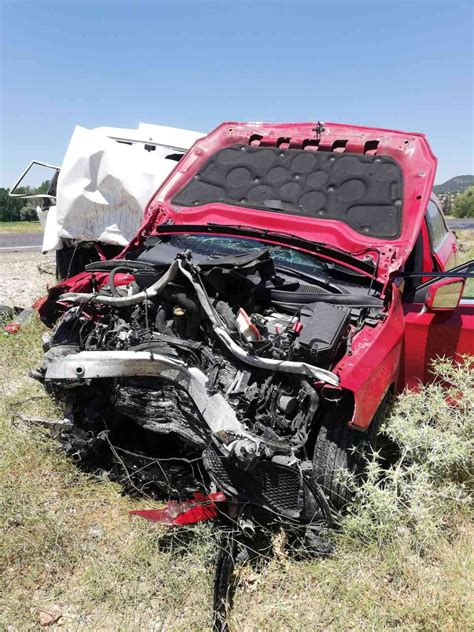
[0,251,55,309]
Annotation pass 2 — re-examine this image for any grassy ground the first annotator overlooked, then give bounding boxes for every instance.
[0,221,43,233]
[457,229,474,297]
[1,319,472,631]
[457,229,474,264]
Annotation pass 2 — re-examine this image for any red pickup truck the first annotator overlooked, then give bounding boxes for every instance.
[34,121,473,518]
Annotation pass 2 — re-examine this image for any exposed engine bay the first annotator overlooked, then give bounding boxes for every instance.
[34,234,384,522]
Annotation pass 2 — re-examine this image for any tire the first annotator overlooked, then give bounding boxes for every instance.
[313,400,387,511]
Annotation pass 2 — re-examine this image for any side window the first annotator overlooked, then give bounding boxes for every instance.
[426,200,449,252]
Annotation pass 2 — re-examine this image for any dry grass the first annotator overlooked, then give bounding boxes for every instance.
[1,319,473,631]
[231,527,473,631]
[0,221,43,233]
[457,228,474,264]
[0,321,216,630]
[457,229,474,297]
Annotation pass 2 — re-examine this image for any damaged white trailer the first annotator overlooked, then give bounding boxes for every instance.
[9,123,204,277]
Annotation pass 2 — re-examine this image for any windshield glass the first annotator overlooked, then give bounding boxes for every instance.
[155,234,366,282]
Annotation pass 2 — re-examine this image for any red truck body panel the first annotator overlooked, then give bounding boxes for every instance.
[401,302,474,389]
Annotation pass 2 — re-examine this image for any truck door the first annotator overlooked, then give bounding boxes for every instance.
[401,260,474,389]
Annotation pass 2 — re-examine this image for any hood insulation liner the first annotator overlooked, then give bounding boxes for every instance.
[172,144,403,239]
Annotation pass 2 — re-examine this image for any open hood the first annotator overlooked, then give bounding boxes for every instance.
[141,122,437,284]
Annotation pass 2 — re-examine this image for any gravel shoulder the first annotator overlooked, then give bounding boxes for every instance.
[0,251,56,308]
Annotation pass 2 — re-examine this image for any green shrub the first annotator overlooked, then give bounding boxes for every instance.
[19,204,38,221]
[341,356,473,550]
[453,186,474,218]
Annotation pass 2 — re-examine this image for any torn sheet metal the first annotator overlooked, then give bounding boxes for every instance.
[54,123,204,249]
[37,204,62,252]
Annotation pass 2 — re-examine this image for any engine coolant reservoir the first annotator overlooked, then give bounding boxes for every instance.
[236,308,261,341]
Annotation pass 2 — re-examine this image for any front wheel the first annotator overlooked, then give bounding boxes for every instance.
[312,401,387,511]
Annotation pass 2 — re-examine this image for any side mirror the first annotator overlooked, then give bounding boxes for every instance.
[425,277,465,311]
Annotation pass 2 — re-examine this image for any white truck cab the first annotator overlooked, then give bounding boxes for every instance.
[9,123,204,276]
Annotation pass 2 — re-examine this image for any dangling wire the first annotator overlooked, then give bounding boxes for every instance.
[65,242,79,280]
[143,289,153,358]
[213,530,237,632]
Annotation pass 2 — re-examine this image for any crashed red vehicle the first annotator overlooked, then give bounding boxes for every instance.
[33,121,474,522]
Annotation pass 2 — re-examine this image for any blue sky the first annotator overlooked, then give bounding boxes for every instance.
[1,0,473,186]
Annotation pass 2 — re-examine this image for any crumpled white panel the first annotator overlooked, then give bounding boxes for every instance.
[55,124,203,247]
[37,204,63,252]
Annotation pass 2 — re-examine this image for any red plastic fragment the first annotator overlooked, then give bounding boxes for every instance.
[129,491,227,526]
[4,322,21,334]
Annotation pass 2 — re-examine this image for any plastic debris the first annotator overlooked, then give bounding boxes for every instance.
[3,308,35,335]
[130,491,226,526]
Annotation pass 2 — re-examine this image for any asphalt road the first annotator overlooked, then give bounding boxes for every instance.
[447,219,474,230]
[0,219,473,252]
[0,231,43,251]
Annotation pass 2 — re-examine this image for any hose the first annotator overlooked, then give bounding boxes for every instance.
[60,260,179,307]
[213,530,237,632]
[108,266,136,297]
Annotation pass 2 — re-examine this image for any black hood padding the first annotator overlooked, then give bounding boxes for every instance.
[202,253,276,309]
[172,144,403,239]
[271,290,382,306]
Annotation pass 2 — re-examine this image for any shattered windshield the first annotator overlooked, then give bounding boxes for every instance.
[148,233,371,286]
[157,233,329,275]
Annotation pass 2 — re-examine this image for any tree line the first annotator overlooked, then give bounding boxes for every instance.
[0,180,50,222]
[1,181,472,222]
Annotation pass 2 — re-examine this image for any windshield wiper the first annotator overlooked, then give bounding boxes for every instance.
[274,265,333,288]
[275,263,374,293]
[324,261,368,279]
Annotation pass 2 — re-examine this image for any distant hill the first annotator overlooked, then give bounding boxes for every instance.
[434,175,474,194]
